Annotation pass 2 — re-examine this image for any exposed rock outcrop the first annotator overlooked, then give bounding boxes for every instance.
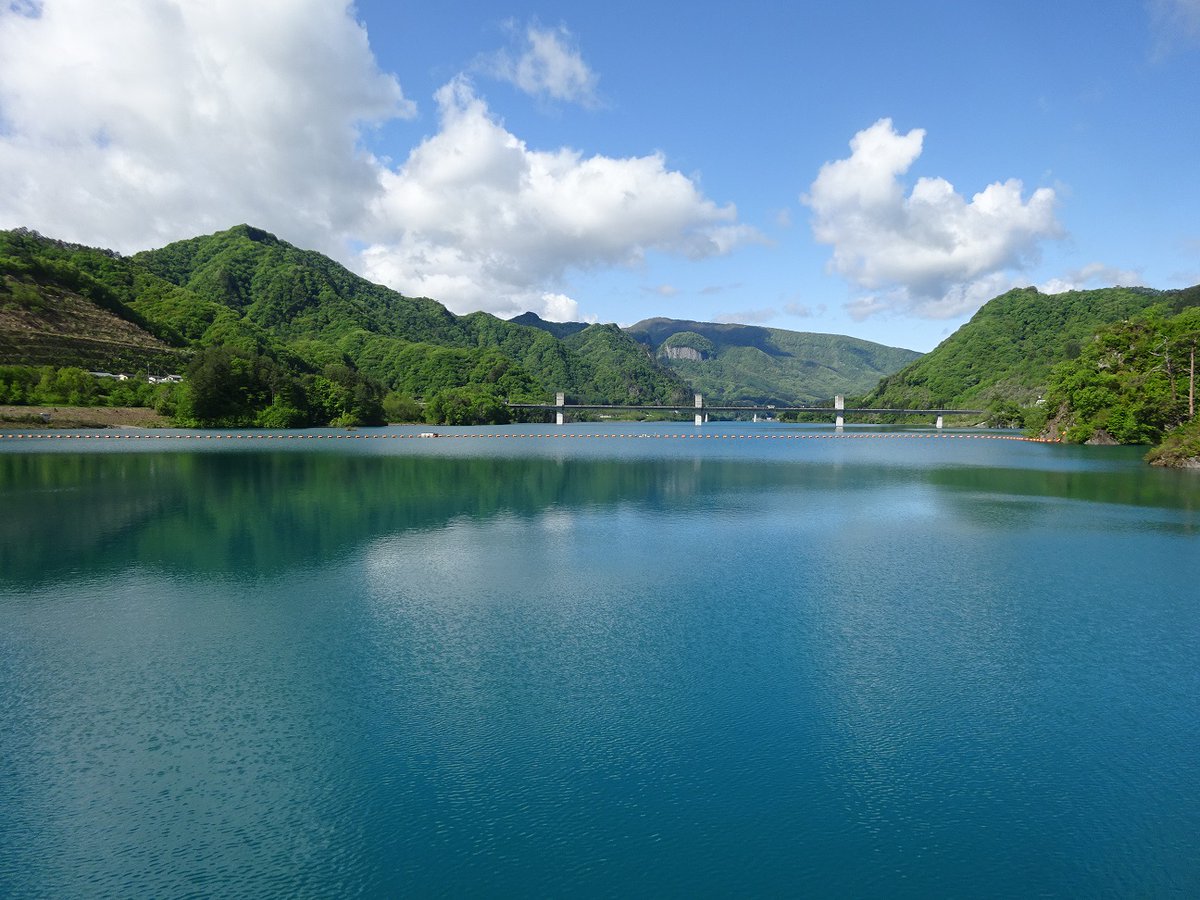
[1084,429,1118,446]
[663,345,704,362]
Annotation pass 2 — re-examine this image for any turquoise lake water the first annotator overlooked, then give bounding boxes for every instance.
[1,423,1198,897]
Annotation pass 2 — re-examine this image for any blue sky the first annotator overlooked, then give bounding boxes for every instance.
[2,1,1198,351]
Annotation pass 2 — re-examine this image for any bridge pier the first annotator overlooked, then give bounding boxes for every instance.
[835,395,844,430]
[695,393,704,427]
[936,414,944,430]
[556,392,565,426]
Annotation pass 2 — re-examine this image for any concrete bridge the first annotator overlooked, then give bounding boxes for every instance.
[507,393,986,429]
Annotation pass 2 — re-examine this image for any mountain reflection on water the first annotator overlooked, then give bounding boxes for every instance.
[2,431,1197,586]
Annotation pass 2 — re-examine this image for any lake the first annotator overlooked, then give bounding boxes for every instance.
[2,423,1198,897]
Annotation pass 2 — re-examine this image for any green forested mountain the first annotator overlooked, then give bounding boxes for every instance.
[132,225,689,405]
[1042,305,1200,457]
[862,285,1200,412]
[1,225,690,425]
[622,318,922,404]
[133,225,470,347]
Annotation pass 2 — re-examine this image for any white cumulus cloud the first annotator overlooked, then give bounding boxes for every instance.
[804,118,1062,320]
[0,0,412,256]
[361,76,760,320]
[485,22,600,106]
[1038,263,1145,295]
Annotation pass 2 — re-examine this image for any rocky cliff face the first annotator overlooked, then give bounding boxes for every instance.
[664,346,704,362]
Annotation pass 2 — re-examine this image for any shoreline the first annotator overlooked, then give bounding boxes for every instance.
[0,404,169,429]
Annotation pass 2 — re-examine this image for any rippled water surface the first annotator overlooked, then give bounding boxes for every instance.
[2,424,1199,896]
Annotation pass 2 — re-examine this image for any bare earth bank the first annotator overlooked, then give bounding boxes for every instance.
[0,405,169,429]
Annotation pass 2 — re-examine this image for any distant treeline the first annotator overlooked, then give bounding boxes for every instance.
[0,359,544,427]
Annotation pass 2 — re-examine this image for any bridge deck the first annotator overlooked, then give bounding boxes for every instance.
[507,403,985,416]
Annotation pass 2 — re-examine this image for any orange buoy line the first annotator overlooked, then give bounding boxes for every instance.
[1,429,1054,443]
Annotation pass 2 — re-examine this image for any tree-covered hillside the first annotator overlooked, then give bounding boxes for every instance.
[1,226,690,425]
[134,226,689,407]
[623,318,921,404]
[862,285,1200,413]
[134,225,470,346]
[1042,305,1200,461]
[0,228,188,372]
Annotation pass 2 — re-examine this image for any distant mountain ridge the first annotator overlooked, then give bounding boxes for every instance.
[508,312,589,341]
[622,318,922,404]
[511,312,922,405]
